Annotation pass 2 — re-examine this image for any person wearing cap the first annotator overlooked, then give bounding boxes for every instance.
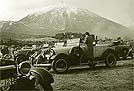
[84,32,94,59]
[117,37,123,45]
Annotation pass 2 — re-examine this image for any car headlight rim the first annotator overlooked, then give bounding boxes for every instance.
[19,61,31,75]
[45,49,55,58]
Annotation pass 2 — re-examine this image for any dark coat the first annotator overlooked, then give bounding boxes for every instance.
[84,35,94,58]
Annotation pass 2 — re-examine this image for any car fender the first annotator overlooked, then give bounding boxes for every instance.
[52,47,72,55]
[102,48,119,59]
[30,67,54,85]
[14,53,27,60]
[50,54,57,60]
[50,53,69,60]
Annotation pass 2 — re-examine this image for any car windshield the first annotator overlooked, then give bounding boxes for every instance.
[21,47,32,50]
[67,38,80,46]
[55,38,80,47]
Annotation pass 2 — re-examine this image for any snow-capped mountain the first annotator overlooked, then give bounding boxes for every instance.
[1,5,132,39]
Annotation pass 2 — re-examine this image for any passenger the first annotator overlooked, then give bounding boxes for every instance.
[117,37,122,44]
[79,34,85,44]
[113,37,123,45]
[84,32,94,59]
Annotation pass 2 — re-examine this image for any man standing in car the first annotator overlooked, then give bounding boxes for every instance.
[84,32,94,59]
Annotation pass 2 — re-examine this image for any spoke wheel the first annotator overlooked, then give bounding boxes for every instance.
[105,53,117,67]
[52,57,69,73]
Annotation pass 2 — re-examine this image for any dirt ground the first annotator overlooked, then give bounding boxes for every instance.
[51,59,134,91]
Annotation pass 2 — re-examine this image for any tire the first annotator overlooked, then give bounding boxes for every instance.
[105,53,117,67]
[52,57,69,73]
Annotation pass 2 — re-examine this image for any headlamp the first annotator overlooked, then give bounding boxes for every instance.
[19,61,31,75]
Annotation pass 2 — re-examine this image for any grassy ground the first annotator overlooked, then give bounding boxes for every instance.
[51,59,134,91]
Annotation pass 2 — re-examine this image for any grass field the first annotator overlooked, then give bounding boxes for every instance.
[51,59,134,91]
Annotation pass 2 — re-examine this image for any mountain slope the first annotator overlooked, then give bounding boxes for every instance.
[1,5,132,40]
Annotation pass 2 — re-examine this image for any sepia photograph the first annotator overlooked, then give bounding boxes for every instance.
[0,0,134,91]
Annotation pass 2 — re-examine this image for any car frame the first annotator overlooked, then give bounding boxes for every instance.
[45,38,133,73]
[14,47,41,64]
[0,57,54,91]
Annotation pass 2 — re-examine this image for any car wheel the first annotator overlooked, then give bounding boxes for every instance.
[52,57,69,73]
[105,53,117,67]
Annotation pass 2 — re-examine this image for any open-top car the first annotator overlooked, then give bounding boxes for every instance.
[14,47,42,64]
[42,38,133,73]
[0,57,54,91]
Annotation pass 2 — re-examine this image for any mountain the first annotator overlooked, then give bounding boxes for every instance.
[0,21,9,28]
[1,5,133,40]
[0,21,9,40]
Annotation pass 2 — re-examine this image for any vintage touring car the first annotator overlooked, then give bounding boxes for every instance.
[42,38,133,73]
[0,57,54,91]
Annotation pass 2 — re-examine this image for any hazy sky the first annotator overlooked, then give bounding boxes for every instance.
[0,0,134,27]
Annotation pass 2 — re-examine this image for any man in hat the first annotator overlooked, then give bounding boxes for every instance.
[84,32,94,59]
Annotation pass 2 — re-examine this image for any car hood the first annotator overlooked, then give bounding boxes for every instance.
[52,46,73,55]
[96,43,112,47]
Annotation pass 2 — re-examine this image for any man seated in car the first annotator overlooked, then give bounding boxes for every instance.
[113,37,124,45]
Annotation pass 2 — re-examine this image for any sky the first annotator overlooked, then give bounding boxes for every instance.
[0,0,134,28]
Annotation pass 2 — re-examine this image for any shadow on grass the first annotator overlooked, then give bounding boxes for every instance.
[52,62,133,74]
